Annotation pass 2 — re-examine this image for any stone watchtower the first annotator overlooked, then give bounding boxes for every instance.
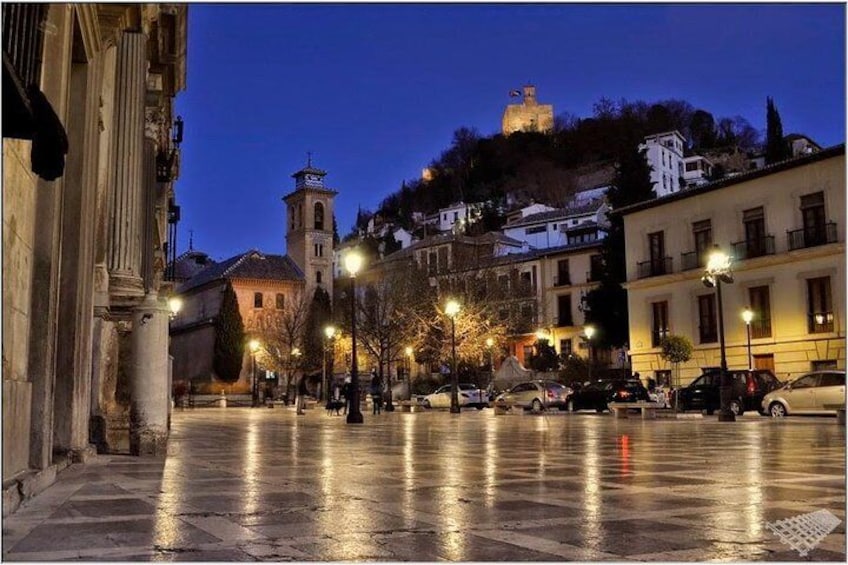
[502,84,554,135]
[283,158,337,301]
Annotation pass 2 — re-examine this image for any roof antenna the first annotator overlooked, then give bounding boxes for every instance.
[307,151,312,167]
[189,229,194,251]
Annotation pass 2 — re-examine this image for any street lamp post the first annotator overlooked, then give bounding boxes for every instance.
[486,337,494,402]
[742,308,753,370]
[702,247,735,422]
[445,299,461,414]
[584,325,595,381]
[405,346,414,401]
[249,339,260,407]
[323,325,336,403]
[345,251,364,424]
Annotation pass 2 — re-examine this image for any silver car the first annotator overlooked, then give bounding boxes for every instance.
[495,380,572,411]
[761,370,845,417]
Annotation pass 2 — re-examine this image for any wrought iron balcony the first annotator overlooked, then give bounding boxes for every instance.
[680,251,704,271]
[3,4,48,139]
[586,269,603,283]
[787,222,837,251]
[637,257,672,279]
[553,275,571,287]
[731,235,775,261]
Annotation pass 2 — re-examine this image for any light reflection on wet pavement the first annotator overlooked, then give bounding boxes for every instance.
[3,408,845,561]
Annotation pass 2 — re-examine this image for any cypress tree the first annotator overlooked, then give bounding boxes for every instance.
[213,282,246,383]
[765,96,790,164]
[585,142,655,349]
[303,286,332,373]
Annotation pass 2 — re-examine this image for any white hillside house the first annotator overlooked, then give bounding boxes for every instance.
[641,130,685,197]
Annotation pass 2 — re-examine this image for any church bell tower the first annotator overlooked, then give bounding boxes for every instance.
[283,156,337,300]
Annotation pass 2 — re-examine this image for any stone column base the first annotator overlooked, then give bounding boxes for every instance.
[130,428,168,457]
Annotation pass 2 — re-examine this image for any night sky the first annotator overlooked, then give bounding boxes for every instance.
[174,2,845,262]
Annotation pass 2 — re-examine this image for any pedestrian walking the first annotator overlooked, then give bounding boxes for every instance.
[341,376,351,415]
[370,373,384,415]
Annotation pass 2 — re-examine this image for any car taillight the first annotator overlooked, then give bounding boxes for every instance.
[619,390,630,399]
[747,379,756,394]
[546,389,555,398]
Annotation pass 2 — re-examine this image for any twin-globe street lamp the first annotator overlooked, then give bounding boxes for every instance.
[445,299,461,414]
[345,250,364,424]
[701,247,735,422]
[248,339,260,407]
[323,325,336,402]
[742,308,754,370]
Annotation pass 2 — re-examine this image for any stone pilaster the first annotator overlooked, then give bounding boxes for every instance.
[107,31,146,302]
[129,293,170,456]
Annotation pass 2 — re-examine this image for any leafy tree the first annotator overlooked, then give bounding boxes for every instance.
[585,142,655,349]
[689,109,717,151]
[213,282,246,384]
[659,334,693,409]
[765,96,790,164]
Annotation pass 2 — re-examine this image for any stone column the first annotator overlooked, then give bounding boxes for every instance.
[107,31,146,300]
[129,293,169,456]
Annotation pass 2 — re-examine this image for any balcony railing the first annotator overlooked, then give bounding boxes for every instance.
[3,4,47,139]
[553,275,571,287]
[637,257,672,279]
[731,235,775,261]
[586,270,603,283]
[555,316,573,328]
[787,222,838,251]
[680,251,703,272]
[750,319,771,339]
[809,311,834,334]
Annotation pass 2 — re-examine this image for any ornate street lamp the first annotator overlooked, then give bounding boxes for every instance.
[323,325,336,402]
[445,299,461,414]
[584,325,596,381]
[405,346,414,401]
[167,296,183,320]
[485,337,494,403]
[702,247,735,422]
[345,250,364,424]
[248,339,260,407]
[742,308,754,370]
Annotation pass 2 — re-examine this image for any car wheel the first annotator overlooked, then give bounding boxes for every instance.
[706,408,715,415]
[769,402,787,418]
[729,399,743,416]
[423,399,431,409]
[566,399,575,412]
[595,404,605,413]
[531,399,543,412]
[475,404,484,410]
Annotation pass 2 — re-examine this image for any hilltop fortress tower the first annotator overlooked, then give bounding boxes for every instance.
[502,84,554,135]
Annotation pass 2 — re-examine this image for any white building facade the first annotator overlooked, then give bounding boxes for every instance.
[641,130,685,197]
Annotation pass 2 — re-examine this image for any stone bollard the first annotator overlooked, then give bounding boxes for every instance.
[219,391,227,408]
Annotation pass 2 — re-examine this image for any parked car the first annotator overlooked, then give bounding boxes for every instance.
[495,380,572,411]
[566,379,649,412]
[675,369,782,416]
[422,383,488,409]
[762,370,846,417]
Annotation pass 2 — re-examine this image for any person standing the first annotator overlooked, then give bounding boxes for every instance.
[341,376,351,415]
[370,372,383,415]
[296,375,308,415]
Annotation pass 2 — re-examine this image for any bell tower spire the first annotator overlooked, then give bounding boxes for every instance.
[283,156,337,300]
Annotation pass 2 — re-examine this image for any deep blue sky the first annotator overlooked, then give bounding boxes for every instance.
[174,3,846,262]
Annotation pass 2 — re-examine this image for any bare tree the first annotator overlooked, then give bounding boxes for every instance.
[246,288,310,398]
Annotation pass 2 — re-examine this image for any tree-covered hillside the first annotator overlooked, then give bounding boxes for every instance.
[352,97,762,236]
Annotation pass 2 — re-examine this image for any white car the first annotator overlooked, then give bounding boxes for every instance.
[423,383,488,409]
[495,380,572,411]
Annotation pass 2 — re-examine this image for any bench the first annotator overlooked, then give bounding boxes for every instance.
[494,401,512,415]
[823,403,846,425]
[609,401,661,420]
[397,400,424,413]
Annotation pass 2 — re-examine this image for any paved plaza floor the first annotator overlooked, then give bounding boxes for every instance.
[2,407,846,561]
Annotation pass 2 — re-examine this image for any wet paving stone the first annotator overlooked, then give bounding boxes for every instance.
[3,408,845,561]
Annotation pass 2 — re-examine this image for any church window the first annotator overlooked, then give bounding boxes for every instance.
[314,243,324,257]
[254,292,263,308]
[316,271,323,284]
[314,202,325,230]
[276,293,285,310]
[297,204,303,228]
[289,207,295,231]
